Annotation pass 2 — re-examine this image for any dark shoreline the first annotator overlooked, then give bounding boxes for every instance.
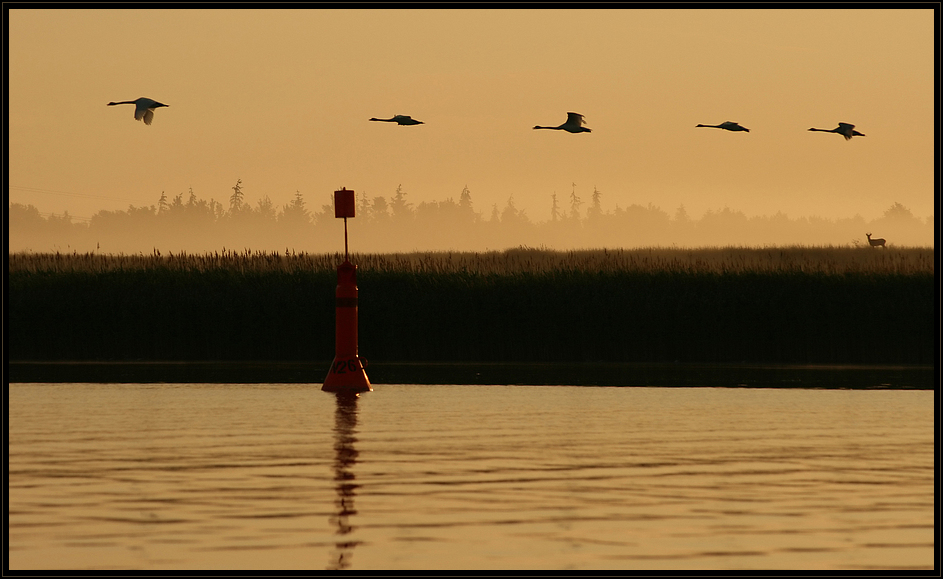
[7,361,935,389]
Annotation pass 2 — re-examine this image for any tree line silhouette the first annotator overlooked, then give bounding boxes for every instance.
[9,180,934,254]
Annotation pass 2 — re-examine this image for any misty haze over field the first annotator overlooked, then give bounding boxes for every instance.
[8,184,934,255]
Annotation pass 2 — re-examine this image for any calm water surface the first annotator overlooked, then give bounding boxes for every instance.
[8,384,934,570]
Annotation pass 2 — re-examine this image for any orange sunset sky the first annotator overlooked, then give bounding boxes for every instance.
[7,8,936,231]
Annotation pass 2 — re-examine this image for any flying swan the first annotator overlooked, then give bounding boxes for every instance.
[369,115,424,125]
[696,121,750,132]
[107,97,169,125]
[533,112,592,133]
[808,122,865,140]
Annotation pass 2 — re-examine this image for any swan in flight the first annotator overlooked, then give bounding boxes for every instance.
[696,121,750,132]
[533,112,592,133]
[107,97,168,125]
[369,115,424,125]
[808,122,865,140]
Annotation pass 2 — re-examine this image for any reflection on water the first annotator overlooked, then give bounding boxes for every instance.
[8,384,935,570]
[328,393,361,570]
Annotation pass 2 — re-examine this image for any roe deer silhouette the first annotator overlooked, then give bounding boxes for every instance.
[866,233,886,248]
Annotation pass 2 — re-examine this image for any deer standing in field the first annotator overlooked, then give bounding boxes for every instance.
[866,233,886,248]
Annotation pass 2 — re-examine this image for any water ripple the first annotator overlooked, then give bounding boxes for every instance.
[9,383,934,570]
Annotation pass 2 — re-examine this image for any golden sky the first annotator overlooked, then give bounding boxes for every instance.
[7,8,936,225]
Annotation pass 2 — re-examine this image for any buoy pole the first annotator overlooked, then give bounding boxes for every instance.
[323,188,371,394]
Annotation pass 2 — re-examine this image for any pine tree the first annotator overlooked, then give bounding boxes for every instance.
[550,193,561,222]
[587,186,602,220]
[459,185,472,210]
[390,184,413,220]
[569,182,583,221]
[229,179,245,213]
[280,191,310,226]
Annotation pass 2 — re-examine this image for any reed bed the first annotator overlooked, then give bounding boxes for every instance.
[8,247,934,365]
[8,245,935,275]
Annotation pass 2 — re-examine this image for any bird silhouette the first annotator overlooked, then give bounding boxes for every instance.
[533,112,592,133]
[808,122,865,140]
[107,97,168,125]
[696,121,750,132]
[369,115,424,125]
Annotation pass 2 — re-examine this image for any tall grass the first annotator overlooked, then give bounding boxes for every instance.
[8,245,935,275]
[8,247,934,365]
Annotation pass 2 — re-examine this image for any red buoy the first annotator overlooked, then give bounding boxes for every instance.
[323,188,371,393]
[322,260,371,393]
